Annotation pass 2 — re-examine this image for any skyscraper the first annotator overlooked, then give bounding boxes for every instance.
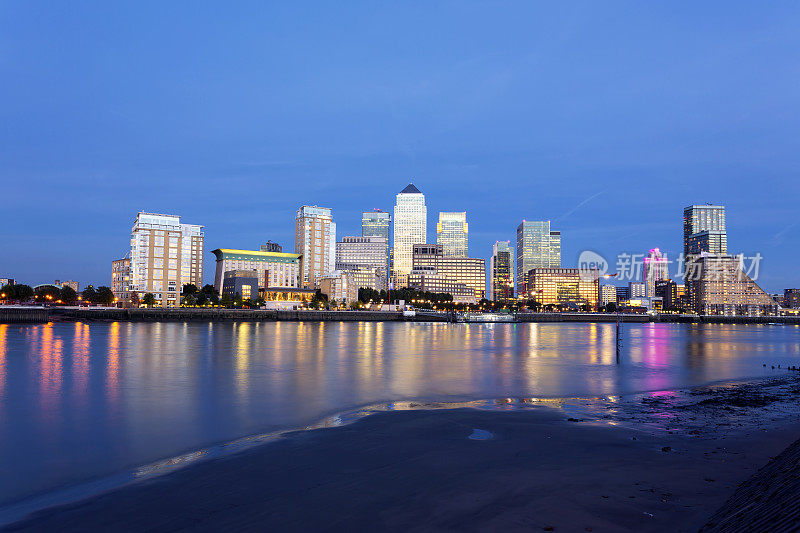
[643,248,669,298]
[335,235,388,290]
[489,241,514,302]
[516,220,561,296]
[128,212,204,307]
[393,183,427,286]
[436,212,468,257]
[683,205,727,257]
[295,206,336,289]
[361,209,390,275]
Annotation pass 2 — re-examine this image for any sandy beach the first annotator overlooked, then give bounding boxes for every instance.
[5,374,800,532]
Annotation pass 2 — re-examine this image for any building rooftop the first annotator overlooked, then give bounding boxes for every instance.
[400,183,422,194]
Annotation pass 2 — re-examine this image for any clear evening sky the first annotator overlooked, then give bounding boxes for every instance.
[1,2,798,291]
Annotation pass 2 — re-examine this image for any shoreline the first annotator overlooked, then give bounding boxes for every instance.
[4,305,800,325]
[3,374,800,531]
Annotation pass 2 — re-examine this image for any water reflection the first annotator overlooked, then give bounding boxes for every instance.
[0,321,798,511]
[0,325,6,401]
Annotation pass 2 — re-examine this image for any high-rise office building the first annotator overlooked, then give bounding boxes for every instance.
[643,248,669,298]
[683,204,732,312]
[362,210,390,240]
[295,206,336,289]
[683,205,727,257]
[516,220,561,296]
[128,212,204,307]
[437,212,468,258]
[393,184,427,286]
[412,244,486,300]
[489,241,514,302]
[336,236,388,290]
[361,210,391,275]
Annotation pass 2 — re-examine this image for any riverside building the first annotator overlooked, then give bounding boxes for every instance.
[411,244,486,300]
[393,184,427,286]
[128,212,204,307]
[111,258,131,306]
[489,241,514,302]
[408,267,477,303]
[516,220,561,296]
[526,268,600,309]
[212,248,301,295]
[295,206,336,289]
[335,236,388,289]
[687,255,777,316]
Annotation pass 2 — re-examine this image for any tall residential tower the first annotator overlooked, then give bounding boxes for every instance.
[128,212,204,307]
[683,205,727,257]
[295,206,336,289]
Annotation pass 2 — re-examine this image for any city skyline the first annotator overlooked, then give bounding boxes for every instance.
[2,188,797,295]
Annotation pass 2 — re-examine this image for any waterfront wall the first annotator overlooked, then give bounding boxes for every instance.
[0,307,49,323]
[37,307,800,325]
[49,308,448,323]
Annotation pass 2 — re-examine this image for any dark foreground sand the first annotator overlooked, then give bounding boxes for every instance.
[6,375,800,532]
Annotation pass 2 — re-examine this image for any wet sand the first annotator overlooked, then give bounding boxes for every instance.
[6,375,800,532]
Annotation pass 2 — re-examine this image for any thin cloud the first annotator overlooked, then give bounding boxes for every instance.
[556,191,603,221]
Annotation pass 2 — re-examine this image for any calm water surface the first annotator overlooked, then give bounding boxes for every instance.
[0,320,798,507]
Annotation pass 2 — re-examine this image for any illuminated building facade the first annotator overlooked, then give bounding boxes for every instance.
[361,210,391,275]
[318,270,359,305]
[629,282,646,299]
[129,212,204,307]
[221,270,259,301]
[526,268,599,309]
[784,289,800,309]
[489,240,514,302]
[516,220,560,296]
[655,279,680,310]
[684,205,727,256]
[436,212,468,258]
[600,284,617,306]
[643,248,669,298]
[412,244,486,300]
[393,184,427,286]
[212,248,301,296]
[335,236,388,289]
[408,267,477,303]
[111,258,131,306]
[688,255,777,316]
[295,205,336,289]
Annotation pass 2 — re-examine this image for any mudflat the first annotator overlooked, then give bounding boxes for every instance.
[6,375,800,532]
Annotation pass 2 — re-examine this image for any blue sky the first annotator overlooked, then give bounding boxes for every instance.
[1,1,799,291]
